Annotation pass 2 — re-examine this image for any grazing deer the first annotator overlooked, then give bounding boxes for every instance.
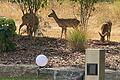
[48,9,80,38]
[19,13,39,38]
[99,20,112,42]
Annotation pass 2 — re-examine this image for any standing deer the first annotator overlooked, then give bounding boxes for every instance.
[48,9,80,38]
[99,20,112,42]
[19,13,39,39]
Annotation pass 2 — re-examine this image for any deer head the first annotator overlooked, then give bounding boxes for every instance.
[48,9,56,17]
[99,32,108,42]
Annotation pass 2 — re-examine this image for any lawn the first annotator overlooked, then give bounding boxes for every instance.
[0,74,53,80]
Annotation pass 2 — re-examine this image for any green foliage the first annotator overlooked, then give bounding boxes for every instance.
[57,0,65,4]
[114,0,120,7]
[67,29,87,51]
[0,17,16,36]
[9,0,49,13]
[0,17,16,52]
[5,18,16,36]
[70,0,113,3]
[69,0,114,31]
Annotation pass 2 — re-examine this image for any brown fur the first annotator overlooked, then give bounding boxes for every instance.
[99,20,112,42]
[48,10,80,38]
[19,13,39,38]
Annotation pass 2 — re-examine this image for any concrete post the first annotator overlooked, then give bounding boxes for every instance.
[85,49,105,80]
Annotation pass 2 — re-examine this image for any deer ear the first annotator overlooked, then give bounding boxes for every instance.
[98,32,103,37]
[51,9,55,13]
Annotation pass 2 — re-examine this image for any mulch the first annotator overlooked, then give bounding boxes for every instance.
[0,36,120,70]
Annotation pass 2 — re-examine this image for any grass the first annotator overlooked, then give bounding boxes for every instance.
[0,74,53,80]
[67,29,87,51]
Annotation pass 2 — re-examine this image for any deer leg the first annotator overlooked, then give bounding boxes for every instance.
[26,25,30,35]
[33,25,38,37]
[61,28,64,38]
[107,32,110,41]
[29,26,33,37]
[99,32,105,42]
[33,26,37,41]
[64,28,67,39]
[19,23,25,35]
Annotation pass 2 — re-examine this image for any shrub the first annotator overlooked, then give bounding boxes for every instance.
[0,17,16,52]
[0,17,16,36]
[67,29,87,51]
[5,18,16,36]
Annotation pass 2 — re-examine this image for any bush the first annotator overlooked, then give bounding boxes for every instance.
[0,17,16,36]
[67,29,87,51]
[0,17,16,52]
[5,18,16,36]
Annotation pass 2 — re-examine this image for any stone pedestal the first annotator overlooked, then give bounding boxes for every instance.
[85,49,105,80]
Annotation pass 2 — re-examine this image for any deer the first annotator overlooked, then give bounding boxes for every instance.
[98,20,112,42]
[48,9,80,38]
[19,12,39,39]
[18,4,40,41]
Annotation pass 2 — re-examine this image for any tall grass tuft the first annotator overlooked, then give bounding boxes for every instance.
[67,29,87,51]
